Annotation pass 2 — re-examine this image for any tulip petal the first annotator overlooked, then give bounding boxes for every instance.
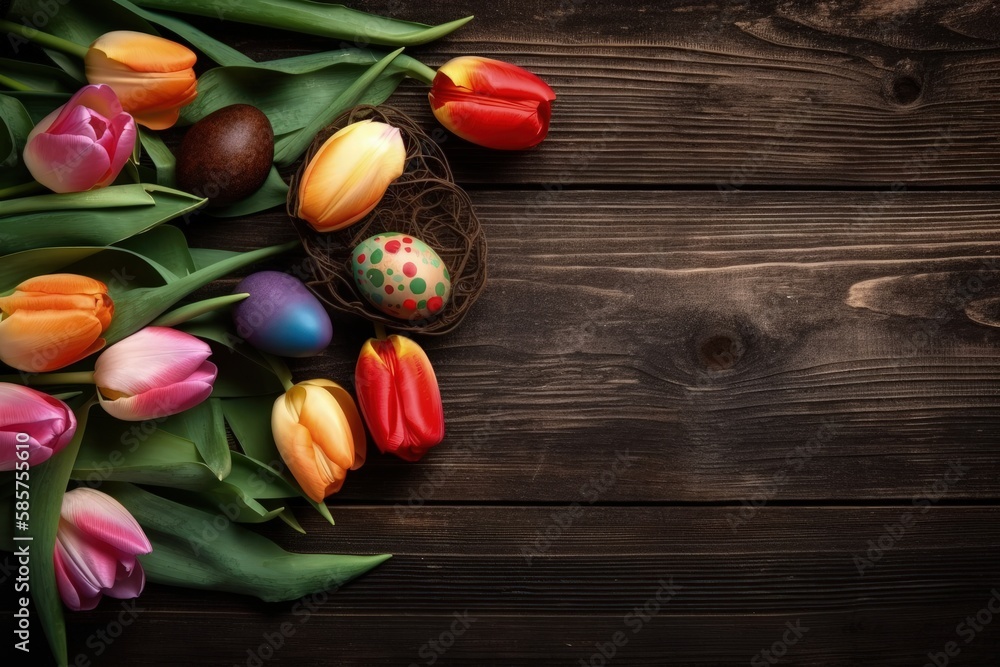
[100,367,216,421]
[272,401,341,502]
[105,561,145,600]
[61,488,152,555]
[89,31,197,74]
[101,113,138,187]
[437,56,556,104]
[54,544,94,611]
[55,522,121,594]
[94,327,212,397]
[24,131,111,193]
[12,274,109,297]
[0,309,104,372]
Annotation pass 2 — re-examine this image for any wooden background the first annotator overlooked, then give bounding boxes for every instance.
[20,0,1000,664]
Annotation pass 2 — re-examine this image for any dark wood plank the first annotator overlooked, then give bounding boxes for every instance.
[55,506,1000,666]
[184,190,1000,501]
[202,0,1000,186]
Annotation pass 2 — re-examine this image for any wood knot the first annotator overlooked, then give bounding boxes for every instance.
[885,61,925,107]
[698,334,744,371]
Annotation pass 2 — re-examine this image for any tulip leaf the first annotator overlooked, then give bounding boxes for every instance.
[0,59,79,93]
[152,293,249,327]
[274,48,403,166]
[102,240,298,345]
[160,398,232,480]
[0,245,178,294]
[153,487,285,523]
[222,395,336,525]
[3,91,70,124]
[10,0,158,48]
[0,93,33,190]
[27,398,97,667]
[130,0,471,47]
[0,184,206,255]
[104,482,390,602]
[108,0,255,67]
[209,166,289,218]
[188,247,241,271]
[137,128,177,187]
[273,505,307,534]
[179,49,414,137]
[114,224,196,277]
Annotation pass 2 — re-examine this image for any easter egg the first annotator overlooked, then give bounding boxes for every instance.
[352,233,451,321]
[232,271,332,357]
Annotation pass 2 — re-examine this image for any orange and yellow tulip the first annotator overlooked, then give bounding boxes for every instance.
[295,120,405,232]
[428,56,556,150]
[0,274,113,373]
[84,31,197,130]
[271,379,367,502]
[355,335,444,462]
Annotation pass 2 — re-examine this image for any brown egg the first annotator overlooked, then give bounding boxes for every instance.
[175,104,274,207]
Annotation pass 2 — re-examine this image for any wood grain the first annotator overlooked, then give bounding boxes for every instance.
[198,0,1000,186]
[57,506,1000,666]
[185,190,1000,502]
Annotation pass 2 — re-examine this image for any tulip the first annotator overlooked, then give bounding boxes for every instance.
[84,30,197,130]
[0,384,77,470]
[0,274,114,373]
[22,84,136,194]
[53,487,152,611]
[94,327,217,421]
[428,56,556,150]
[271,379,366,502]
[355,335,444,462]
[295,120,406,232]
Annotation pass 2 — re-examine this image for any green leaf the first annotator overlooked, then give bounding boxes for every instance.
[102,240,298,344]
[152,293,249,327]
[27,398,96,667]
[0,59,79,93]
[179,49,413,137]
[3,91,70,124]
[161,398,231,480]
[0,93,33,190]
[222,395,336,525]
[108,0,255,66]
[138,128,177,187]
[105,482,390,601]
[273,48,402,166]
[178,314,289,397]
[114,224,196,277]
[209,166,289,218]
[0,245,177,294]
[272,505,306,534]
[130,0,471,47]
[10,0,157,47]
[0,184,206,255]
[189,247,240,271]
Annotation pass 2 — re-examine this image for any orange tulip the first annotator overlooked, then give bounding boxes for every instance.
[271,379,367,502]
[84,31,197,130]
[0,274,113,373]
[355,335,444,462]
[295,120,406,232]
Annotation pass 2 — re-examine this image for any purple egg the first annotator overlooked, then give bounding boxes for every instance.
[232,271,332,357]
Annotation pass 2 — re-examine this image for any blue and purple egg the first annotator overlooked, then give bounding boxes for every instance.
[232,271,332,357]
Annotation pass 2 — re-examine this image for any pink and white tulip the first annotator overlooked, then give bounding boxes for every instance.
[94,327,217,421]
[23,84,136,193]
[0,383,77,470]
[54,488,152,611]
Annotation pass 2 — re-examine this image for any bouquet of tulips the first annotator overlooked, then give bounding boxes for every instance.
[0,0,555,663]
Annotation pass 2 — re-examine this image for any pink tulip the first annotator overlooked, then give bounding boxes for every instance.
[1,383,77,470]
[54,487,152,611]
[23,84,136,193]
[94,327,217,421]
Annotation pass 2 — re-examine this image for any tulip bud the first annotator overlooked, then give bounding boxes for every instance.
[271,379,366,502]
[355,335,444,462]
[296,120,406,232]
[22,84,136,193]
[428,56,556,150]
[0,274,114,373]
[54,487,152,611]
[85,31,197,130]
[94,327,217,421]
[0,384,77,470]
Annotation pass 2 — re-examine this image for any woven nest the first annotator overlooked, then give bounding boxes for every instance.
[288,105,487,335]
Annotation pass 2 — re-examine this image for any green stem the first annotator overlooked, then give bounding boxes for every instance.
[404,59,437,86]
[0,72,32,92]
[373,322,388,340]
[0,371,96,385]
[0,181,46,199]
[0,20,89,59]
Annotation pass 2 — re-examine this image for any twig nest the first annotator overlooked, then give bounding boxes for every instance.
[288,105,487,335]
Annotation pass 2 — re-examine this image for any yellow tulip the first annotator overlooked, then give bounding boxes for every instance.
[271,379,367,502]
[84,31,197,130]
[296,120,406,232]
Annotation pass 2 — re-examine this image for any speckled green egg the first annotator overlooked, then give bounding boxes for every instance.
[352,232,451,321]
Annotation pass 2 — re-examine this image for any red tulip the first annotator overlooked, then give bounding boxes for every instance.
[428,56,556,150]
[355,335,444,462]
